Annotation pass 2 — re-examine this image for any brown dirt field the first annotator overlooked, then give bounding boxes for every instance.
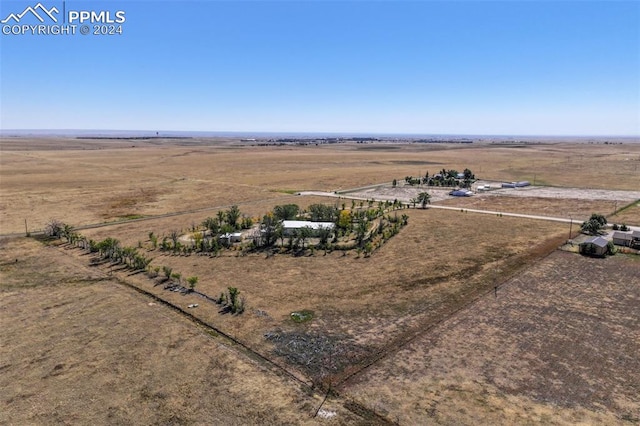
[0,237,363,425]
[610,201,640,226]
[74,208,567,384]
[2,138,639,235]
[437,195,622,221]
[344,251,640,425]
[2,137,639,424]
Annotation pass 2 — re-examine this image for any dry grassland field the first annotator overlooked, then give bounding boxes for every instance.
[1,137,639,424]
[345,251,640,425]
[1,138,639,234]
[0,238,359,425]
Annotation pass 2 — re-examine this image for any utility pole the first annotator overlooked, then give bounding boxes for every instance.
[568,215,573,240]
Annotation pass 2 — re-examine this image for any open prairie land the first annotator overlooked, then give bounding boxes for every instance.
[76,208,567,381]
[1,137,639,424]
[0,237,361,425]
[1,138,639,235]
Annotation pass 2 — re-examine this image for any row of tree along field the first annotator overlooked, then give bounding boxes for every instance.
[39,197,427,318]
[39,198,422,318]
[43,219,246,314]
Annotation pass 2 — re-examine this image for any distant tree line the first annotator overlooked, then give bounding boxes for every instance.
[42,219,246,315]
[403,168,475,188]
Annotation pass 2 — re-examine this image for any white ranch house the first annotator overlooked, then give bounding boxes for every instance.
[282,220,335,236]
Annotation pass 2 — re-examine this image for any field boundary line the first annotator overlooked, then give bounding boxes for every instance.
[334,233,567,391]
[43,238,395,425]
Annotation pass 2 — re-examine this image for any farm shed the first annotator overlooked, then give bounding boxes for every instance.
[579,236,609,256]
[612,231,633,247]
[282,220,335,236]
[614,230,640,248]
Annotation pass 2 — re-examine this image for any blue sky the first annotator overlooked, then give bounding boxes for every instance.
[1,1,638,136]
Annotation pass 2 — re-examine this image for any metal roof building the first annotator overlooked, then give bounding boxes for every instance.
[579,236,609,256]
[612,230,640,248]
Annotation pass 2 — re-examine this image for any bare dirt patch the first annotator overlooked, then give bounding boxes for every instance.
[483,186,640,202]
[348,185,639,221]
[344,251,640,425]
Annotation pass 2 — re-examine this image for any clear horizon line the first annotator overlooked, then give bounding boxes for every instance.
[1,128,639,139]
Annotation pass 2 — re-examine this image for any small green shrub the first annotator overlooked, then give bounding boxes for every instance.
[290,310,314,323]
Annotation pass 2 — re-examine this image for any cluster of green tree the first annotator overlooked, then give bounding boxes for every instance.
[254,204,335,251]
[202,205,253,234]
[43,220,153,272]
[402,168,475,188]
[409,192,431,208]
[612,223,630,231]
[581,213,607,235]
[91,237,153,271]
[149,205,255,255]
[142,198,411,260]
[256,200,409,257]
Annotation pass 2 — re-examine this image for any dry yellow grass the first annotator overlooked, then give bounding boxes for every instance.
[2,137,639,424]
[610,201,640,226]
[438,195,620,220]
[74,207,567,384]
[2,138,639,235]
[0,237,361,425]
